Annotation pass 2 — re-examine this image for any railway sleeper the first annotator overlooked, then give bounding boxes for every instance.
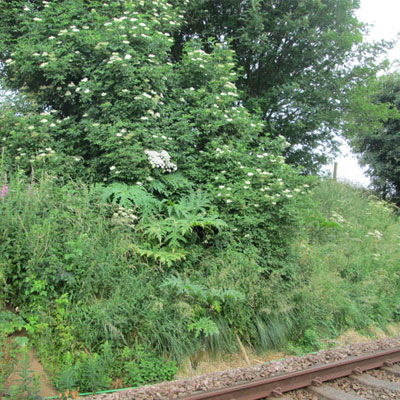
[308,384,365,400]
[349,372,400,391]
[382,364,400,377]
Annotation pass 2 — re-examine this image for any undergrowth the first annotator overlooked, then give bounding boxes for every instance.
[0,173,300,392]
[1,174,399,392]
[290,180,400,351]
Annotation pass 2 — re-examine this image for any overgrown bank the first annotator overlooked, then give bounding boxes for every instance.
[0,171,308,394]
[290,180,400,350]
[0,0,399,396]
[1,177,399,395]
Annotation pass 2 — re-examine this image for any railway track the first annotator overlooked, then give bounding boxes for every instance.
[180,347,400,400]
[82,340,400,400]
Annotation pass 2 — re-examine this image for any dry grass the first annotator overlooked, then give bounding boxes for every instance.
[176,347,286,379]
[177,323,400,379]
[326,324,400,348]
[334,329,371,346]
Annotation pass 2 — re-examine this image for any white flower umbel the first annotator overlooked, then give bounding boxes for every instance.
[145,149,177,172]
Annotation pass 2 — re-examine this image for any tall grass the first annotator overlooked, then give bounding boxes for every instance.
[292,180,400,342]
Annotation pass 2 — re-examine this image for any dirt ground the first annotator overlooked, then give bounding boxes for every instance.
[3,347,58,398]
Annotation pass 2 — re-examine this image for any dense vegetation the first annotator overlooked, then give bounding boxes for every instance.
[292,181,400,342]
[1,175,399,394]
[0,0,399,397]
[351,73,400,205]
[170,0,389,171]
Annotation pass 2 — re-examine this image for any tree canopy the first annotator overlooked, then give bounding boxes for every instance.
[1,0,390,173]
[170,0,388,171]
[351,73,400,204]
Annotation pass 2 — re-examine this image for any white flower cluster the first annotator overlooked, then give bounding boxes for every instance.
[214,156,310,207]
[330,211,346,224]
[112,205,138,229]
[145,149,177,172]
[27,147,56,163]
[366,230,383,240]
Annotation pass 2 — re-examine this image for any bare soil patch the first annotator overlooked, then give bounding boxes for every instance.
[3,346,58,398]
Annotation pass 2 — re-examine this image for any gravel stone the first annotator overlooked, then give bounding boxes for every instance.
[367,369,400,383]
[331,376,399,399]
[286,389,316,400]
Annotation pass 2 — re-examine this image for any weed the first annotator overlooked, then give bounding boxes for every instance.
[7,340,41,400]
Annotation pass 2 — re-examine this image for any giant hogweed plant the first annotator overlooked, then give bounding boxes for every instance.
[97,183,226,267]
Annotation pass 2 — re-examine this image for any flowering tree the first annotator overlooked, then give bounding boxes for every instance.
[0,0,309,267]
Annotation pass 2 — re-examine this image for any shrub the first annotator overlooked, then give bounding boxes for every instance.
[122,345,177,388]
[0,0,307,272]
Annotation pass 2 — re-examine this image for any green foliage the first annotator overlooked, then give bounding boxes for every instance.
[122,345,177,388]
[350,73,400,205]
[0,0,399,394]
[161,275,245,311]
[161,274,245,339]
[291,180,400,341]
[1,161,400,394]
[171,0,390,171]
[0,311,25,336]
[0,0,308,277]
[188,318,219,338]
[134,192,226,266]
[94,183,227,266]
[95,183,160,215]
[55,343,177,392]
[0,175,132,310]
[56,343,113,393]
[0,171,307,390]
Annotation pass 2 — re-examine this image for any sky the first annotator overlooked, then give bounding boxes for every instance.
[330,0,400,187]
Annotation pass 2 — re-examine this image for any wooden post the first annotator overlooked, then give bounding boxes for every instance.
[333,162,338,181]
[236,334,251,366]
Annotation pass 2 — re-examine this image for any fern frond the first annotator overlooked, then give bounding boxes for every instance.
[148,179,168,196]
[167,191,211,218]
[188,317,219,338]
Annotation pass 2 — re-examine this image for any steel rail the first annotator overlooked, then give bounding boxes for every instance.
[180,347,400,400]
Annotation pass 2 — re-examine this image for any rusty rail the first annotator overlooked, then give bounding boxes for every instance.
[181,347,400,400]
